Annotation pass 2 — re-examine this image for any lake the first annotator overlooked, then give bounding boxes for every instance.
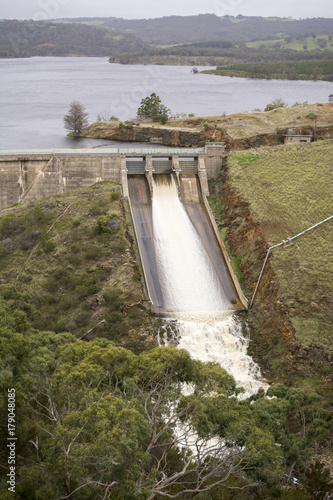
[0,57,332,149]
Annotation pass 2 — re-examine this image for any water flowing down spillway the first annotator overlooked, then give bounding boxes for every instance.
[152,176,231,313]
[152,175,267,397]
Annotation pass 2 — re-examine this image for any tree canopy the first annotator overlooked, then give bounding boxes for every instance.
[0,290,332,499]
[137,93,171,123]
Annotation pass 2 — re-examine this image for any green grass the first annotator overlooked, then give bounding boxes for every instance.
[246,35,333,51]
[228,141,333,351]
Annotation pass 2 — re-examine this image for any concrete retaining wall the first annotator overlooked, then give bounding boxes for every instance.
[0,155,122,209]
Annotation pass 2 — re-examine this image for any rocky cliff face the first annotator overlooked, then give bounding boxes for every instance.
[82,124,204,147]
[82,121,333,150]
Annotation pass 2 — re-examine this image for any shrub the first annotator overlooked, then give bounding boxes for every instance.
[107,311,123,324]
[43,241,56,253]
[20,230,42,250]
[84,247,102,260]
[265,99,286,112]
[97,216,120,234]
[239,153,260,165]
[67,254,81,265]
[75,285,89,299]
[60,295,79,310]
[53,268,68,281]
[204,122,210,131]
[54,319,68,333]
[0,213,21,237]
[103,289,123,311]
[110,191,121,201]
[72,218,81,227]
[89,204,108,216]
[306,112,318,120]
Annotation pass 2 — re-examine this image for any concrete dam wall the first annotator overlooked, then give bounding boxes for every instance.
[0,153,122,210]
[0,144,225,210]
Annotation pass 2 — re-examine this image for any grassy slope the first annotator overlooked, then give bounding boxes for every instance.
[199,102,333,139]
[228,141,333,351]
[0,182,159,353]
[246,35,333,51]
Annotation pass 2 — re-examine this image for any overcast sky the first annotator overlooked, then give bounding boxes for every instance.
[0,0,332,21]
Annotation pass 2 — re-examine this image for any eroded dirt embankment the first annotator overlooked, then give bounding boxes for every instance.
[219,168,294,375]
[219,165,332,385]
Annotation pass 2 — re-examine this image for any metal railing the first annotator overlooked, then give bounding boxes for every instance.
[249,214,333,309]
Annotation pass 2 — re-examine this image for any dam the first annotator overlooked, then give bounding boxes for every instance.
[0,143,247,314]
[0,144,224,209]
[128,173,247,315]
[0,144,267,395]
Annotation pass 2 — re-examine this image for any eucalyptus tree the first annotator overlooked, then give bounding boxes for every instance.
[137,93,170,123]
[1,291,332,499]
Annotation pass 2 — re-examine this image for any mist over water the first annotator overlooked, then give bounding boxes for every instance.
[152,176,267,397]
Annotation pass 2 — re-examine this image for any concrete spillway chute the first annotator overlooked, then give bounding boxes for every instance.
[127,170,248,316]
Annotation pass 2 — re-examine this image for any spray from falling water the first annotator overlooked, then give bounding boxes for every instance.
[152,175,267,397]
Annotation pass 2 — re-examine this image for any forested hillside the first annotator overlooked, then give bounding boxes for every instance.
[202,59,333,81]
[0,20,147,57]
[103,14,333,44]
[1,14,332,60]
[110,41,333,66]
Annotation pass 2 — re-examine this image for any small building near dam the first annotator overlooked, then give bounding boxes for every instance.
[283,128,313,144]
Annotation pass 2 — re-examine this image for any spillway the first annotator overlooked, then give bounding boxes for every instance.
[128,173,266,396]
[152,175,231,312]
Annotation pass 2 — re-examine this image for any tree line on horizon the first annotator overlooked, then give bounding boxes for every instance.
[0,15,332,59]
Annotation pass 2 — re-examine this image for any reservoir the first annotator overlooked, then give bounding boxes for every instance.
[1,57,332,149]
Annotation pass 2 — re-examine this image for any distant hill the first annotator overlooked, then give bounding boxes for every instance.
[1,15,332,59]
[102,14,333,44]
[0,20,147,57]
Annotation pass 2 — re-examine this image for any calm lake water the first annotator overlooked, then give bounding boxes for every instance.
[1,57,332,149]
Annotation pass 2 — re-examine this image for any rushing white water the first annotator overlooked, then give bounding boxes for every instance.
[152,176,231,312]
[158,313,267,398]
[152,175,267,397]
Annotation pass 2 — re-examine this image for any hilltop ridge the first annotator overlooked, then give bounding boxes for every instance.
[1,14,332,58]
